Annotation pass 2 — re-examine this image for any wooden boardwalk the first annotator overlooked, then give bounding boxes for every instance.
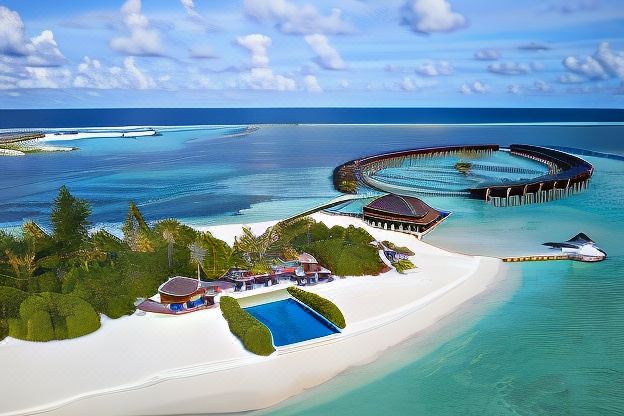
[502,254,569,263]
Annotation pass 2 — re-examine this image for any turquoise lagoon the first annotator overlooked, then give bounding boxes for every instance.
[1,124,623,415]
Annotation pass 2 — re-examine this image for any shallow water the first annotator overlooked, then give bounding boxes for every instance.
[2,124,623,415]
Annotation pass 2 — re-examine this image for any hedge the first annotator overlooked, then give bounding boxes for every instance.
[10,292,100,342]
[287,287,346,329]
[219,296,275,356]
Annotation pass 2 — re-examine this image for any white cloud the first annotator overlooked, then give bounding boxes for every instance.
[304,34,346,70]
[303,74,322,92]
[396,76,436,91]
[401,0,467,34]
[415,60,452,76]
[508,84,522,94]
[16,67,71,89]
[73,56,156,89]
[236,33,297,91]
[459,80,488,94]
[594,42,624,80]
[0,7,65,67]
[244,0,354,35]
[110,0,163,56]
[25,30,65,67]
[0,6,29,56]
[562,55,608,80]
[237,33,272,68]
[561,43,624,81]
[474,48,500,61]
[239,67,296,90]
[180,0,200,18]
[179,0,218,32]
[398,76,417,91]
[488,62,531,75]
[339,79,349,88]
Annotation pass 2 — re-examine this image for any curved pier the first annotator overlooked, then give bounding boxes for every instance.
[334,144,593,206]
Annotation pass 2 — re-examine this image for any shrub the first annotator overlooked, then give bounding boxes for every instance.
[287,287,346,329]
[11,292,100,342]
[26,310,55,342]
[306,240,384,276]
[394,259,416,273]
[382,241,415,256]
[220,296,275,356]
[37,272,60,293]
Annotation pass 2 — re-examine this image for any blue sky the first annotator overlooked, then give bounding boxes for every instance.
[1,0,623,108]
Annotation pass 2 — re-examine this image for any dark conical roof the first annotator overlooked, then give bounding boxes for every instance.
[365,194,437,219]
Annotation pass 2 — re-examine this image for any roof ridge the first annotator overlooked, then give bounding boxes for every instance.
[396,195,418,216]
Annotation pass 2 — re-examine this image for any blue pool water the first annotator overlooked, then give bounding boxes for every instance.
[245,299,339,347]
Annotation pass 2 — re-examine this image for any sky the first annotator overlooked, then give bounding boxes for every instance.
[0,0,623,108]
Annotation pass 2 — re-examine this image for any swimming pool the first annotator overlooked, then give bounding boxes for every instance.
[245,298,340,347]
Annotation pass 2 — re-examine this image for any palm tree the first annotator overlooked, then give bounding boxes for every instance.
[188,243,207,285]
[162,228,175,268]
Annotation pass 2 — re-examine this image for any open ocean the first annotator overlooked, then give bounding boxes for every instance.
[1,110,623,415]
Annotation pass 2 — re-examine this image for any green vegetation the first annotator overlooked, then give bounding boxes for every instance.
[338,180,358,193]
[287,286,346,329]
[231,218,385,277]
[454,161,472,174]
[0,187,237,341]
[219,296,275,356]
[393,259,416,273]
[9,292,100,342]
[382,240,415,256]
[0,186,383,342]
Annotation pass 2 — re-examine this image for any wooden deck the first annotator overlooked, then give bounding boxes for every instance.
[502,254,569,263]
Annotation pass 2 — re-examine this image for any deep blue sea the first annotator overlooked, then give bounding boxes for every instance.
[1,114,623,415]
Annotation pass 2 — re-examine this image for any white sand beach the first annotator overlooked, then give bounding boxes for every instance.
[0,212,504,416]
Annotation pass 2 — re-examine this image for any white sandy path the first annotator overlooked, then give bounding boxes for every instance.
[0,213,503,416]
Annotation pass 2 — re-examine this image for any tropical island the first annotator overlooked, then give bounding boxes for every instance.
[0,183,502,416]
[0,137,606,415]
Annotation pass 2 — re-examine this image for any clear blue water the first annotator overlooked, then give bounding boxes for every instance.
[1,122,623,415]
[1,108,622,128]
[245,299,339,347]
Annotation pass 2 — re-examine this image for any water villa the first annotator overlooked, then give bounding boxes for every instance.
[363,194,447,237]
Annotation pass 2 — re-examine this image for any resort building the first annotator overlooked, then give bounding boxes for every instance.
[137,276,235,314]
[363,194,447,236]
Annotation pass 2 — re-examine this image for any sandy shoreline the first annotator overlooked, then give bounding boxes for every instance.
[0,212,505,416]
